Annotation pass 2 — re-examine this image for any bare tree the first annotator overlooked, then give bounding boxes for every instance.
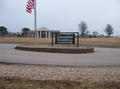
[104,24,114,37]
[78,21,89,37]
[93,31,98,37]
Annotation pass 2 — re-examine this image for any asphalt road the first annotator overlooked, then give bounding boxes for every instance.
[0,43,120,66]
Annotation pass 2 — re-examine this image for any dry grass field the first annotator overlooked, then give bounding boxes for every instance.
[76,37,120,47]
[0,37,120,47]
[0,77,120,89]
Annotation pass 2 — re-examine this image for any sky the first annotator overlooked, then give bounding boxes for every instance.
[0,0,120,36]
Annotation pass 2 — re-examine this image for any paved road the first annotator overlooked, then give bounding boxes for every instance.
[0,43,120,66]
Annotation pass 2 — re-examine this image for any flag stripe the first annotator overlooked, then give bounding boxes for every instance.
[26,0,34,13]
[26,10,31,13]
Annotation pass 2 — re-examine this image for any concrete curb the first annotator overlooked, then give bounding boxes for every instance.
[15,45,94,54]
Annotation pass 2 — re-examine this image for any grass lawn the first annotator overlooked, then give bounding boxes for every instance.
[0,77,120,89]
[0,37,120,47]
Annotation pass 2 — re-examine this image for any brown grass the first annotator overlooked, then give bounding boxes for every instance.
[0,37,120,47]
[0,37,52,44]
[76,37,120,47]
[0,77,120,89]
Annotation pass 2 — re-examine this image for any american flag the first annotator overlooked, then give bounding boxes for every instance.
[26,0,34,13]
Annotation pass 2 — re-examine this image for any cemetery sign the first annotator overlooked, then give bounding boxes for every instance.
[55,33,75,44]
[52,32,79,47]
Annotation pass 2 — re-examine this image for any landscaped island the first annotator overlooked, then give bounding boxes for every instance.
[15,45,94,53]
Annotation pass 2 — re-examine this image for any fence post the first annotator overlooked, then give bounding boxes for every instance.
[52,33,53,46]
[77,32,79,47]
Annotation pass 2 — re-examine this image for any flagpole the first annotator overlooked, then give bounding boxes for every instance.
[34,0,37,45]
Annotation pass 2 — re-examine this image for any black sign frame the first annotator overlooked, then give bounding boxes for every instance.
[52,32,79,47]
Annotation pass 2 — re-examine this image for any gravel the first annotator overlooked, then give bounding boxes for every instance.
[0,64,120,83]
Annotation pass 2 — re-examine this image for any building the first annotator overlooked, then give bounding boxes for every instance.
[27,26,60,38]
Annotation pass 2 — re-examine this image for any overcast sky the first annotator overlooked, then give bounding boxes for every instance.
[0,0,120,36]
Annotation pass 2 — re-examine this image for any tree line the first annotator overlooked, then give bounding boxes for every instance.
[0,27,30,37]
[78,21,114,37]
[0,22,114,37]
